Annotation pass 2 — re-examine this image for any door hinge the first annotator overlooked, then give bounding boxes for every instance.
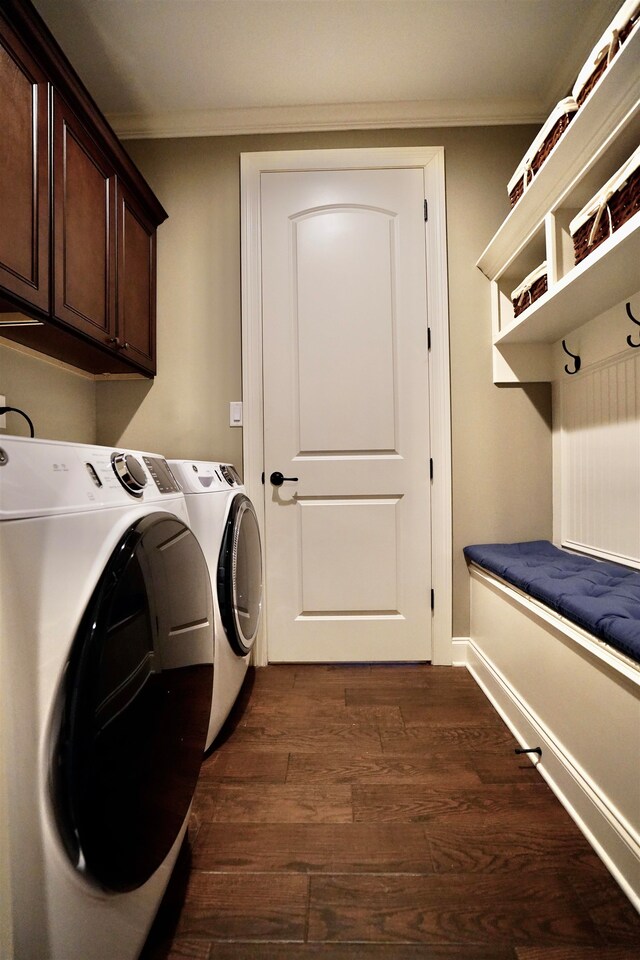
[430,588,435,611]
[427,326,431,351]
[424,199,428,221]
[429,458,433,481]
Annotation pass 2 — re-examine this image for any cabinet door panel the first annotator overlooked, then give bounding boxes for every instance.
[0,20,49,311]
[53,93,116,342]
[117,182,157,374]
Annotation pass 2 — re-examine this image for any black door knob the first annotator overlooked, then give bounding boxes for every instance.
[270,471,299,487]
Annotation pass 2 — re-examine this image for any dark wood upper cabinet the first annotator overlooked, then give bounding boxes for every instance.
[53,92,117,344]
[0,0,167,377]
[0,18,49,312]
[116,181,157,375]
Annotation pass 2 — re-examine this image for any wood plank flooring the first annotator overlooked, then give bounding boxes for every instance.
[140,664,640,960]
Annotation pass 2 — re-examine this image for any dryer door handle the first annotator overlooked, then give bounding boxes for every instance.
[270,471,298,487]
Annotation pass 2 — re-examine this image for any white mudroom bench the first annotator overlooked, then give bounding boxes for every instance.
[463,541,640,911]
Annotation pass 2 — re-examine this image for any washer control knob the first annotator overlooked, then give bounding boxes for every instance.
[111,452,147,497]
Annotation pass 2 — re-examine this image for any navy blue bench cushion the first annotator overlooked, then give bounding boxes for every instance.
[464,541,640,665]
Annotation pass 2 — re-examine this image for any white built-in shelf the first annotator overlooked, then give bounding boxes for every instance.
[494,213,640,345]
[477,27,640,280]
[478,24,640,382]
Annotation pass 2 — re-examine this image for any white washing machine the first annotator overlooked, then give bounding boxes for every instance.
[168,460,262,749]
[0,437,214,960]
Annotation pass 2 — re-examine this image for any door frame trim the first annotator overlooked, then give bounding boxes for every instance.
[240,147,452,665]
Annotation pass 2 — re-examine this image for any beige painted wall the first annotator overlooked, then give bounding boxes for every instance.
[0,125,552,639]
[97,126,552,638]
[0,342,96,443]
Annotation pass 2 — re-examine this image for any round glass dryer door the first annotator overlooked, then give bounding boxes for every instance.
[218,494,263,655]
[53,512,214,893]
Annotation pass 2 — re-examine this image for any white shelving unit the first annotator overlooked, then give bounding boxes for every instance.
[477,26,640,383]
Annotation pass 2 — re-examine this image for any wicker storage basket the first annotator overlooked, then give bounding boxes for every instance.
[570,146,640,265]
[572,0,640,106]
[511,262,548,318]
[508,99,578,207]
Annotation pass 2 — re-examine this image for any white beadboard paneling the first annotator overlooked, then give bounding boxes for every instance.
[561,350,640,567]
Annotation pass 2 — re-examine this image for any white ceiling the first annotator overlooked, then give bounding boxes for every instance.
[32,0,621,139]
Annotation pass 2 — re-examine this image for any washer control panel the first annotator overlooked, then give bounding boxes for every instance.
[168,460,242,494]
[0,438,186,519]
[143,456,181,494]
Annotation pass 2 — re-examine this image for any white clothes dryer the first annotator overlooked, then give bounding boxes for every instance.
[168,460,262,749]
[0,437,214,960]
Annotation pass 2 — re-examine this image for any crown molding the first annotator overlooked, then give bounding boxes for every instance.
[108,97,546,140]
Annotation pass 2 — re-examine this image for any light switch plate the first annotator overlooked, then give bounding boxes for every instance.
[229,401,243,427]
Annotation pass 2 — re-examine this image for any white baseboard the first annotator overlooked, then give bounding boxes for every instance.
[465,638,640,913]
[451,636,470,667]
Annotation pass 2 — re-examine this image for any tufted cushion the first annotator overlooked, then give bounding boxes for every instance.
[464,541,640,664]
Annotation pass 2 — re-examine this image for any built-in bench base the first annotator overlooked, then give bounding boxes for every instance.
[460,564,640,911]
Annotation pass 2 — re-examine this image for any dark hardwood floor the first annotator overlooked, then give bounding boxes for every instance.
[141,664,640,959]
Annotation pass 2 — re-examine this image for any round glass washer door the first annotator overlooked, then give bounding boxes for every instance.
[54,511,214,893]
[217,494,263,655]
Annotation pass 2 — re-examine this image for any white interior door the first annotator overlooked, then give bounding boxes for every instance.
[261,166,432,662]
